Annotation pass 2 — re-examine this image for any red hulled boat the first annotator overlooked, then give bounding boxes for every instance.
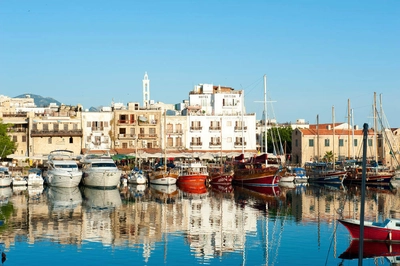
[176,160,208,185]
[232,153,284,186]
[207,163,233,185]
[339,217,400,242]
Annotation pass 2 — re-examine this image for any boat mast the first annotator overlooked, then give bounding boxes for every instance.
[317,115,320,161]
[163,110,167,168]
[241,91,245,156]
[351,109,355,160]
[347,99,351,160]
[264,75,267,152]
[332,105,335,169]
[380,93,385,165]
[373,92,378,163]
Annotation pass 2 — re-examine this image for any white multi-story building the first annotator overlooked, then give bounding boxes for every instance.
[184,84,257,154]
[82,107,114,152]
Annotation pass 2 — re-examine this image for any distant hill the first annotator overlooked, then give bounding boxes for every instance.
[14,93,62,107]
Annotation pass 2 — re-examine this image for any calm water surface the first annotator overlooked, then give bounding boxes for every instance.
[1,181,400,266]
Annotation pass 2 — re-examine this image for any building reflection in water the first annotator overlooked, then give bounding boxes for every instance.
[0,181,400,263]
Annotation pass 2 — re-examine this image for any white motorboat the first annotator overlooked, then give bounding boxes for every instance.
[27,168,44,187]
[127,168,147,184]
[80,153,122,188]
[43,150,82,188]
[12,175,27,187]
[0,166,12,187]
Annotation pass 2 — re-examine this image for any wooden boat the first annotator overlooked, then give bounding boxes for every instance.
[305,162,347,184]
[345,165,394,184]
[207,163,233,185]
[176,159,208,185]
[232,153,284,187]
[148,111,180,185]
[80,153,122,188]
[338,217,400,242]
[43,150,82,188]
[148,165,179,185]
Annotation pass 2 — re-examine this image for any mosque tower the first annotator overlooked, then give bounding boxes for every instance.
[142,72,150,107]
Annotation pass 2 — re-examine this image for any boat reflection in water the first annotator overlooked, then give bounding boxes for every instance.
[150,184,178,204]
[45,186,82,211]
[0,187,12,205]
[81,187,122,245]
[233,184,283,211]
[339,240,400,263]
[82,187,122,209]
[6,173,400,265]
[128,184,147,199]
[177,182,208,198]
[210,183,234,194]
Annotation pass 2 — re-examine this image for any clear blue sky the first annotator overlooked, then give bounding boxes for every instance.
[1,1,399,127]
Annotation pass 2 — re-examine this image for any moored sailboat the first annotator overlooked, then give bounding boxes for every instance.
[232,153,284,186]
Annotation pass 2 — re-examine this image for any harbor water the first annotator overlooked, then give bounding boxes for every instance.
[1,181,399,265]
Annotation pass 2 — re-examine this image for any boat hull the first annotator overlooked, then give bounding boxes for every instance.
[177,174,208,185]
[44,170,82,188]
[232,167,281,187]
[308,170,347,184]
[82,169,122,188]
[0,177,12,187]
[149,169,179,185]
[127,171,147,184]
[209,173,233,185]
[27,168,44,186]
[339,218,400,242]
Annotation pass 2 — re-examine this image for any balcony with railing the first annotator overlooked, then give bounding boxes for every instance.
[190,142,202,147]
[209,142,222,147]
[7,128,27,133]
[2,112,28,117]
[117,120,136,125]
[190,126,202,131]
[138,119,158,126]
[209,126,221,131]
[118,133,140,139]
[138,133,158,139]
[166,129,183,135]
[234,141,247,147]
[91,127,105,131]
[30,129,83,137]
[234,126,247,132]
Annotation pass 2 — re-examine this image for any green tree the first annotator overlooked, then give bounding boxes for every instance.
[323,151,334,163]
[0,119,17,160]
[266,126,293,155]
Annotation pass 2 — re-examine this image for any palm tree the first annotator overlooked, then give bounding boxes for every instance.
[323,151,334,163]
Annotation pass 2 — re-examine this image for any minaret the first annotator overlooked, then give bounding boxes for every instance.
[143,72,150,107]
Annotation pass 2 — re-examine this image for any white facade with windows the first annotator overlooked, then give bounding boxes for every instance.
[82,110,113,151]
[184,84,257,154]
